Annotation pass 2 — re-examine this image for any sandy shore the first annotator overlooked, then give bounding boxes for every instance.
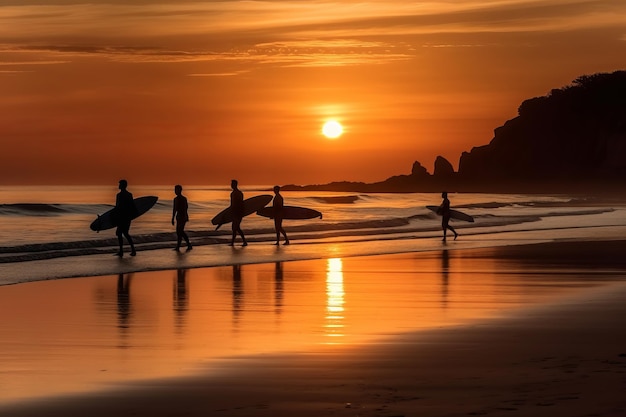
[2,240,626,417]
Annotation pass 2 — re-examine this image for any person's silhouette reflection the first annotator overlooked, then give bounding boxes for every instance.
[117,273,132,331]
[173,269,188,329]
[441,249,449,308]
[232,264,243,324]
[274,262,284,314]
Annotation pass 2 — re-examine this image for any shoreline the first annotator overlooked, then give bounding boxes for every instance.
[3,223,626,286]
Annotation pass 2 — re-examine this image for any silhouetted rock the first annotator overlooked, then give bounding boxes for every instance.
[434,156,455,177]
[411,161,429,177]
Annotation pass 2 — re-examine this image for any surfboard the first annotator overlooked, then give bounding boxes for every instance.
[257,206,323,220]
[211,194,273,230]
[426,205,474,223]
[90,196,159,232]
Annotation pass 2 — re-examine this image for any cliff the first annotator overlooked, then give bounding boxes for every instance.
[458,71,626,191]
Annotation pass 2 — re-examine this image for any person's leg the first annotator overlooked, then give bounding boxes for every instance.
[179,220,191,248]
[274,218,281,244]
[125,231,136,255]
[183,231,191,249]
[239,225,247,246]
[232,217,247,246]
[278,219,289,245]
[175,222,183,250]
[230,220,238,245]
[116,229,124,256]
[449,225,458,240]
[238,217,248,246]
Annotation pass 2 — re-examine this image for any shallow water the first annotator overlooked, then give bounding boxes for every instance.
[1,246,624,404]
[1,186,623,269]
[0,185,605,247]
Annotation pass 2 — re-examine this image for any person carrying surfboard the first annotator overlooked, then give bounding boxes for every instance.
[272,185,290,245]
[438,191,458,242]
[229,179,248,246]
[172,184,192,252]
[115,179,138,257]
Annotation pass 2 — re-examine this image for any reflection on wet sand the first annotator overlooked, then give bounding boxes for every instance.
[232,264,243,328]
[173,269,188,331]
[325,258,345,340]
[117,273,132,348]
[274,262,284,315]
[1,249,622,403]
[441,249,449,308]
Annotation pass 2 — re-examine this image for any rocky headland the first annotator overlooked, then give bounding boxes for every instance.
[285,70,626,193]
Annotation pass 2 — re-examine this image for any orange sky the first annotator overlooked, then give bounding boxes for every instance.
[1,1,625,185]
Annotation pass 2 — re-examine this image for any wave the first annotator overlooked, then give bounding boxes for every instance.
[456,202,514,209]
[311,195,360,204]
[0,203,113,216]
[0,216,527,264]
[0,207,614,264]
[0,203,69,215]
[455,197,595,210]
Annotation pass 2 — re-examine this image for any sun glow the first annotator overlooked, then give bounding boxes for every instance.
[322,120,343,139]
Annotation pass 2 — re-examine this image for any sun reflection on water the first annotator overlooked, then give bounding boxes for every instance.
[325,258,345,341]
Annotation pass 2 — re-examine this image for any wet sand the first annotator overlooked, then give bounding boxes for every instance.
[1,240,626,416]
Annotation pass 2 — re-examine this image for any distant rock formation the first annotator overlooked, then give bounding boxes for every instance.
[434,156,455,178]
[411,161,429,177]
[284,71,626,193]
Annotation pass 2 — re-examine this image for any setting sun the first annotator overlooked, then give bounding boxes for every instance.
[322,120,344,139]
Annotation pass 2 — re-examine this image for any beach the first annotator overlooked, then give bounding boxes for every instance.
[1,233,626,416]
[5,0,626,414]
[1,188,626,415]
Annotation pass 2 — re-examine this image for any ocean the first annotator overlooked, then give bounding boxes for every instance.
[1,185,624,278]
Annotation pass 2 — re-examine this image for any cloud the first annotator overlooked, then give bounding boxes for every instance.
[188,70,250,77]
[4,1,624,41]
[0,39,411,69]
[1,0,624,70]
[190,1,622,37]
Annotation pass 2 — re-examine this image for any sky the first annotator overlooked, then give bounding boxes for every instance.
[1,0,625,186]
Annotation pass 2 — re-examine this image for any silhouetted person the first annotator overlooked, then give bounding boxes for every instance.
[172,184,192,252]
[229,179,247,246]
[438,191,458,242]
[115,179,137,257]
[272,185,290,245]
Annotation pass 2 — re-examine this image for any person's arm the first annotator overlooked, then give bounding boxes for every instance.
[130,193,139,217]
[172,198,177,225]
[183,197,189,221]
